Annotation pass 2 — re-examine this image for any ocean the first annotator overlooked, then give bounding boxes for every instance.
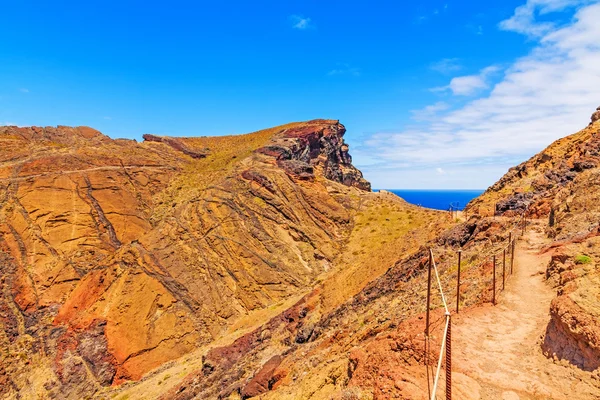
[377,189,485,211]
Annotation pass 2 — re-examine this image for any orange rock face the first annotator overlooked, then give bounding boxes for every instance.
[0,121,373,397]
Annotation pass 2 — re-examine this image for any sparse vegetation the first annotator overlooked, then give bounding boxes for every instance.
[575,254,592,264]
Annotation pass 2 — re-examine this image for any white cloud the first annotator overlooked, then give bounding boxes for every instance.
[327,64,360,77]
[355,2,600,189]
[499,0,592,37]
[433,65,501,96]
[1,122,18,126]
[411,102,450,121]
[436,167,447,175]
[19,88,29,93]
[103,116,112,120]
[290,15,314,30]
[430,58,462,74]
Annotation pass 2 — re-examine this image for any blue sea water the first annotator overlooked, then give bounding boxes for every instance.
[377,189,485,211]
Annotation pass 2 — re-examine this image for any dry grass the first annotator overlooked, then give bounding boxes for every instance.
[320,193,452,312]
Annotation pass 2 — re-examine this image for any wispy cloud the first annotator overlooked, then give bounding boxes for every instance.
[419,3,449,22]
[19,88,29,93]
[411,102,450,121]
[103,116,112,120]
[430,58,462,74]
[327,63,361,77]
[432,65,501,96]
[499,0,592,37]
[290,15,315,30]
[355,2,600,189]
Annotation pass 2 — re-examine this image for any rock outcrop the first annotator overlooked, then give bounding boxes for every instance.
[591,106,600,125]
[257,120,370,190]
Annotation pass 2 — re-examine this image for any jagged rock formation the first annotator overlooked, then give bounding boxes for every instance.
[0,120,380,398]
[591,106,600,125]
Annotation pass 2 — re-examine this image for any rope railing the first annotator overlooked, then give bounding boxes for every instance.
[425,208,529,400]
[427,249,451,400]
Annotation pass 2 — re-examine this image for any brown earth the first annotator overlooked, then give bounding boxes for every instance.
[452,221,600,399]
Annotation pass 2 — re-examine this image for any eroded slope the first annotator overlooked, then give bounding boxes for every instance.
[0,120,380,399]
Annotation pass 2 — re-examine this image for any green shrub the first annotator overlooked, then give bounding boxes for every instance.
[575,254,592,264]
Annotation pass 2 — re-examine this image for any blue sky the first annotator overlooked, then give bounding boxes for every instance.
[2,0,600,189]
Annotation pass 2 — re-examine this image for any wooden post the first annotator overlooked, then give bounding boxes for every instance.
[502,249,506,290]
[456,251,462,314]
[426,250,432,337]
[511,240,515,274]
[508,232,512,274]
[446,314,452,400]
[492,255,497,305]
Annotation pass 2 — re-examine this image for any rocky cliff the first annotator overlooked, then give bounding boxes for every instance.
[0,120,381,398]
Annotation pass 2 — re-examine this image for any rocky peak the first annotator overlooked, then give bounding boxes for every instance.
[592,106,600,124]
[256,119,371,191]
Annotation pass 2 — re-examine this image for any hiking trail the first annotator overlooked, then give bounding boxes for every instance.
[449,220,600,400]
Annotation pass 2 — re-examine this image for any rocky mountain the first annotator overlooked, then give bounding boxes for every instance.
[4,110,600,400]
[149,110,600,400]
[0,120,451,399]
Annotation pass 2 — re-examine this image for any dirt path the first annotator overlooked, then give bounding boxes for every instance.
[451,221,600,400]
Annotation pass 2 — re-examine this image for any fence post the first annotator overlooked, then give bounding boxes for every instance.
[511,240,515,274]
[492,255,497,305]
[502,248,506,290]
[426,250,432,338]
[456,250,462,314]
[446,314,452,400]
[508,232,513,275]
